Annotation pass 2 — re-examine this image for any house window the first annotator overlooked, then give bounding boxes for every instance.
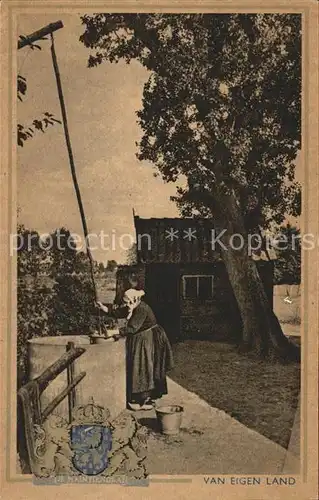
[182,275,214,299]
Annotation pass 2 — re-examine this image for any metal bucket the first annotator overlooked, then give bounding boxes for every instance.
[155,405,184,435]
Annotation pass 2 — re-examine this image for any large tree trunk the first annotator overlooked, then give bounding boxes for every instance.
[210,188,300,362]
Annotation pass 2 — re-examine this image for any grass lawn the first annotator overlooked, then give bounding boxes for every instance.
[169,340,300,449]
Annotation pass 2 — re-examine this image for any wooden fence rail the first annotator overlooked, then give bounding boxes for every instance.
[17,342,86,474]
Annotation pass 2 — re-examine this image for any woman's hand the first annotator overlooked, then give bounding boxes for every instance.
[118,329,127,338]
[95,301,109,314]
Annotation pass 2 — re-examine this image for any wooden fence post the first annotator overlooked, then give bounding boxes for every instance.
[17,346,86,473]
[66,341,75,423]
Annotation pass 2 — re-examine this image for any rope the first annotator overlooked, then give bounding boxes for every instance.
[18,45,32,74]
[49,33,101,334]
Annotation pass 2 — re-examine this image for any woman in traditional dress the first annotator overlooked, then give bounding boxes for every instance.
[96,289,174,411]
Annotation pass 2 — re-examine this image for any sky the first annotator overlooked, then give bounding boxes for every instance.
[17,14,301,264]
[17,14,180,264]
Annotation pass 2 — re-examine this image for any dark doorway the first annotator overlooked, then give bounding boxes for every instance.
[145,264,180,342]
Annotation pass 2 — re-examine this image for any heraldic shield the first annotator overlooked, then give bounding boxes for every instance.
[70,399,113,475]
[71,424,112,475]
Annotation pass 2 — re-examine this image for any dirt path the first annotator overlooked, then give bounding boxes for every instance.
[133,378,299,475]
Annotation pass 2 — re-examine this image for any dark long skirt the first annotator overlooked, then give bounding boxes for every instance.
[126,324,174,404]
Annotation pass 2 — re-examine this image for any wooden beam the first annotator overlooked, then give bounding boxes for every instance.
[41,371,86,422]
[36,346,86,394]
[66,342,76,423]
[50,33,99,304]
[18,21,63,49]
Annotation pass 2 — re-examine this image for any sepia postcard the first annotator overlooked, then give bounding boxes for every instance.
[1,1,318,499]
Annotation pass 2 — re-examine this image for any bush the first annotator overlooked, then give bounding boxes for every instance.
[17,226,109,388]
[49,274,98,335]
[17,279,54,387]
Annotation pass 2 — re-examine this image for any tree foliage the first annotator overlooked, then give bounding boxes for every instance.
[17,225,102,386]
[98,261,105,273]
[80,14,301,230]
[17,43,61,146]
[106,259,118,272]
[17,224,54,386]
[17,277,53,387]
[17,111,61,147]
[273,223,301,285]
[17,223,49,276]
[125,243,137,265]
[47,229,97,334]
[80,14,301,360]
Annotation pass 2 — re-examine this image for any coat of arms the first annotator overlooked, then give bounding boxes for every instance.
[71,424,112,475]
[70,398,113,475]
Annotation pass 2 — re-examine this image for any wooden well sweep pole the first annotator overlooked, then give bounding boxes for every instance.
[18,22,99,305]
[49,32,98,303]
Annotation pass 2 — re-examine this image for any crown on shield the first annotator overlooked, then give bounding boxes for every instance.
[72,397,111,426]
